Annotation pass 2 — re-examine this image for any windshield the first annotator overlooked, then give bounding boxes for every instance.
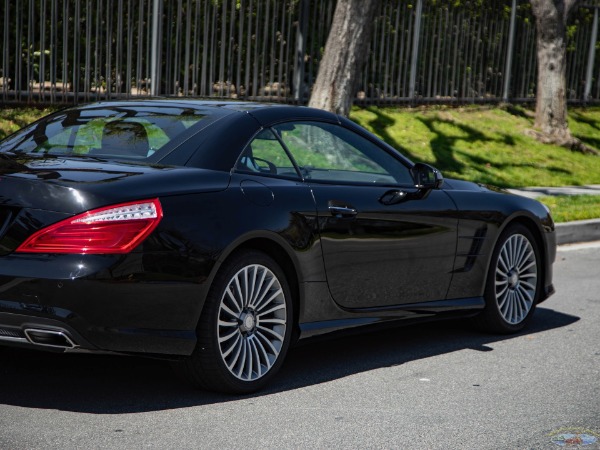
[0,103,219,160]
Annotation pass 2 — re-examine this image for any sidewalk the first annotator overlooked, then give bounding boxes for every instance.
[507,184,600,199]
[507,185,600,246]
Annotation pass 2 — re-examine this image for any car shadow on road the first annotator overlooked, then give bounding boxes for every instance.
[0,307,578,413]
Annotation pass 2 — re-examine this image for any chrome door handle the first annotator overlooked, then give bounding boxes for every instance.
[328,205,358,218]
[379,189,407,205]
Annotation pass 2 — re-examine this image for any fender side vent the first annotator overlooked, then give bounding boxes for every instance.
[456,226,488,273]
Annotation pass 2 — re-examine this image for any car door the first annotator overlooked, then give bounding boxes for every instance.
[273,121,458,310]
[231,128,324,280]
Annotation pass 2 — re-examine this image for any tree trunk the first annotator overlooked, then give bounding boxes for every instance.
[530,0,571,136]
[308,0,379,116]
[528,0,596,153]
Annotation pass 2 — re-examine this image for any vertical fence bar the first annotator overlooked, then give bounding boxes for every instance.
[73,0,80,102]
[135,0,143,96]
[14,0,22,101]
[115,0,123,95]
[183,0,191,95]
[164,3,172,94]
[61,0,69,100]
[217,0,226,96]
[235,0,243,98]
[585,6,599,101]
[226,0,235,97]
[293,0,308,100]
[409,0,423,100]
[93,0,100,98]
[84,0,90,100]
[201,0,208,96]
[39,0,46,98]
[106,0,113,99]
[192,0,200,95]
[150,0,160,96]
[125,0,132,97]
[49,0,55,103]
[244,0,252,98]
[2,0,9,102]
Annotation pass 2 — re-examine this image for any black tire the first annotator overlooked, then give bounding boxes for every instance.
[474,223,541,334]
[175,250,293,394]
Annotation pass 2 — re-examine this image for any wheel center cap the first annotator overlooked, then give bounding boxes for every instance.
[508,271,519,288]
[240,312,256,332]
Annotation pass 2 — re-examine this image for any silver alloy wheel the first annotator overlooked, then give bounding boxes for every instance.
[217,264,287,381]
[494,233,538,324]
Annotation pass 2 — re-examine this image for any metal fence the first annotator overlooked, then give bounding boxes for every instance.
[1,0,600,105]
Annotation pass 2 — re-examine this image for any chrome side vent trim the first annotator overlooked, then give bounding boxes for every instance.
[456,226,489,273]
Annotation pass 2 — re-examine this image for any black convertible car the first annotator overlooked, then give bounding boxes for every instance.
[0,100,555,393]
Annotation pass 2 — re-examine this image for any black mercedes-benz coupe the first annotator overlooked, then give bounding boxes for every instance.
[0,100,555,393]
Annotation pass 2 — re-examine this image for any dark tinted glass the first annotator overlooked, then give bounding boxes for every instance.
[0,104,222,161]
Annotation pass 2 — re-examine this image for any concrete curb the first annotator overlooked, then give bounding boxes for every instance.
[556,219,600,245]
[506,186,600,245]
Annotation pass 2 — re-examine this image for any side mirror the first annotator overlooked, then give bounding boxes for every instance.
[411,163,444,190]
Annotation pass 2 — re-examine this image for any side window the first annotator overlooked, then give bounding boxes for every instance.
[273,121,413,185]
[235,129,299,178]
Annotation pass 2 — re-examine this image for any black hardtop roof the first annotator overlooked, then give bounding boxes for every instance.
[76,99,340,125]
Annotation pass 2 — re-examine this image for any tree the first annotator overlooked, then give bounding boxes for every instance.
[529,0,597,154]
[308,0,379,116]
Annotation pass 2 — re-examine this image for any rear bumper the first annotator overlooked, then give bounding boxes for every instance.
[0,313,97,353]
[0,252,207,356]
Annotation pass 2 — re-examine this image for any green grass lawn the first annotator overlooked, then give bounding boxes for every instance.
[538,195,600,223]
[351,105,600,188]
[2,103,600,222]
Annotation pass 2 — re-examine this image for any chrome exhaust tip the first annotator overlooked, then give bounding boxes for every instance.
[24,328,78,349]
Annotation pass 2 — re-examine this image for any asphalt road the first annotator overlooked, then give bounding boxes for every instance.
[1,244,599,450]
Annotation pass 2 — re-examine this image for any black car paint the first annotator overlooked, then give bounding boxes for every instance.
[0,100,555,357]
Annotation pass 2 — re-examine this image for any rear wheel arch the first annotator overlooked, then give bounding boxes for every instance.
[207,234,302,342]
[176,248,294,393]
[235,238,301,339]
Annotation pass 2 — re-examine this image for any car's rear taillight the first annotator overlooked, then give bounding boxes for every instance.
[16,199,163,254]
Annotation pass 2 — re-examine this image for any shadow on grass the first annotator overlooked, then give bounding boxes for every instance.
[416,114,516,176]
[503,104,535,121]
[571,134,600,153]
[570,110,600,132]
[452,148,573,187]
[0,307,578,414]
[365,107,577,188]
[365,107,419,161]
[568,110,600,153]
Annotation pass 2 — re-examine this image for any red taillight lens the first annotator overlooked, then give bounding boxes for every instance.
[16,198,163,254]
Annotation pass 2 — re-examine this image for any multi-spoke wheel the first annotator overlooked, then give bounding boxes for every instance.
[176,250,293,394]
[475,224,541,333]
[217,263,287,382]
